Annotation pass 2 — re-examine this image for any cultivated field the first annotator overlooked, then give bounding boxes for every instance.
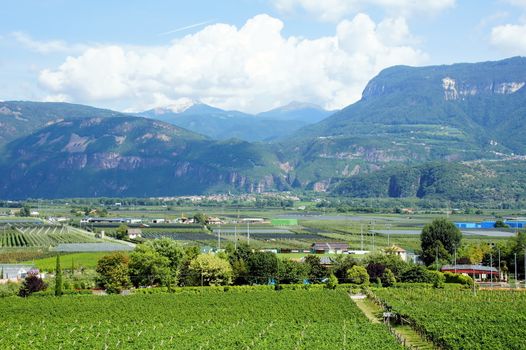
[0,288,403,350]
[0,226,98,248]
[374,287,526,349]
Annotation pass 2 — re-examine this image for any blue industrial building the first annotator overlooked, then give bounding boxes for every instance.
[454,221,526,229]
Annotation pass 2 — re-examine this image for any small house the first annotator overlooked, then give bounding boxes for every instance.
[127,228,142,239]
[0,264,39,283]
[311,242,349,254]
[207,217,223,225]
[384,245,408,262]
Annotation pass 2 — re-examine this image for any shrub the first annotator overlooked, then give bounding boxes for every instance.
[19,274,47,297]
[347,266,370,285]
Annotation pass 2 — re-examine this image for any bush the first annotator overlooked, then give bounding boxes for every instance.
[347,265,370,285]
[443,271,474,286]
[18,275,47,297]
[325,274,338,290]
[400,265,439,284]
[0,282,19,297]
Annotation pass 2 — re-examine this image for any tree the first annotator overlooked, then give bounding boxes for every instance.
[366,263,386,282]
[400,265,436,283]
[193,213,208,225]
[95,252,130,294]
[325,274,338,289]
[363,253,408,279]
[421,218,462,265]
[19,273,47,297]
[55,255,63,296]
[304,255,328,283]
[231,258,250,285]
[18,205,31,217]
[115,224,128,240]
[278,259,307,284]
[189,254,233,286]
[331,255,357,282]
[347,265,369,285]
[145,238,184,269]
[247,252,279,284]
[383,268,396,287]
[0,267,3,279]
[129,245,172,287]
[494,220,509,228]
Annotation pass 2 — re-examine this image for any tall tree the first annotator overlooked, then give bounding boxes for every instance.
[95,252,130,294]
[189,254,233,286]
[54,255,63,297]
[247,252,279,284]
[421,218,462,265]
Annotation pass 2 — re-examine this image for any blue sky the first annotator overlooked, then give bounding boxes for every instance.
[1,0,525,113]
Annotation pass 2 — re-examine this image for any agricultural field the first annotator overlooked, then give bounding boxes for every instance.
[0,226,99,248]
[22,252,120,271]
[373,287,526,349]
[0,288,403,350]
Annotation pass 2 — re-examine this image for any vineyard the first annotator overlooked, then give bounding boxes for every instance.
[0,226,99,248]
[373,287,526,349]
[0,289,403,349]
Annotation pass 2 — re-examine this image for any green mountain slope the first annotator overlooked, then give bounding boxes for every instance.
[277,57,526,189]
[333,160,526,203]
[0,101,124,145]
[0,116,285,199]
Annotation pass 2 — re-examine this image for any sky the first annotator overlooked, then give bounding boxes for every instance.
[0,0,525,113]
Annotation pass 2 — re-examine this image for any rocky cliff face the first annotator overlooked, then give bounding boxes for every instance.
[0,116,286,198]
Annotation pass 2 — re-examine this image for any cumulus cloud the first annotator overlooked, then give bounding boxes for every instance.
[38,14,427,112]
[273,0,455,21]
[490,23,526,54]
[12,32,87,54]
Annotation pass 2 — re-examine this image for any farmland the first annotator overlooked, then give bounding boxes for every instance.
[373,287,526,349]
[0,288,403,350]
[0,226,99,248]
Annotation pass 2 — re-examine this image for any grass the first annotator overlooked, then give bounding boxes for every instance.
[22,251,123,271]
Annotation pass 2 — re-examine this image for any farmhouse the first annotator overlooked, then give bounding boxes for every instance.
[441,264,499,282]
[311,242,349,254]
[127,228,142,239]
[384,245,408,262]
[0,264,40,283]
[207,217,223,225]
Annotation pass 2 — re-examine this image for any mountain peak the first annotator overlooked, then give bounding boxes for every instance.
[153,98,202,114]
[275,101,325,112]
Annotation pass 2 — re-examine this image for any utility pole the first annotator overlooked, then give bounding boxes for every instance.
[387,224,391,246]
[454,247,457,273]
[490,253,493,288]
[247,222,250,245]
[515,253,518,288]
[234,225,237,250]
[524,248,526,289]
[435,245,439,271]
[360,224,364,251]
[217,224,221,250]
[498,248,501,282]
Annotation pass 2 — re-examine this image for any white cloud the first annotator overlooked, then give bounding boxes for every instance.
[38,14,427,113]
[273,0,455,21]
[504,0,526,7]
[490,23,526,54]
[11,32,87,54]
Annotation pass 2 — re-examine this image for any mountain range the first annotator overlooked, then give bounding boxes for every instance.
[1,56,526,201]
[137,101,333,141]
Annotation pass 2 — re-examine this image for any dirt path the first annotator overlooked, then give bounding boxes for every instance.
[350,293,436,350]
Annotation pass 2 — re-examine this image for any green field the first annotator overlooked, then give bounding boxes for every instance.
[373,287,526,349]
[22,252,121,271]
[0,226,99,248]
[0,288,403,349]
